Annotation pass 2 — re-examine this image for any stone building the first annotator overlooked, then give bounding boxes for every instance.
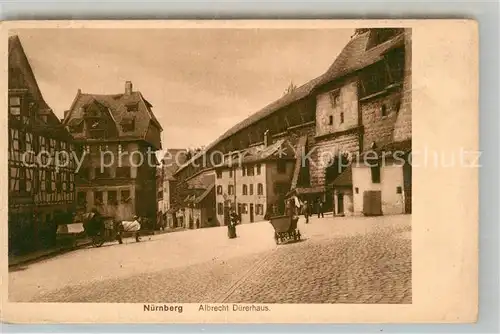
[62,81,162,228]
[8,35,77,254]
[178,172,216,228]
[173,28,412,217]
[214,138,296,225]
[158,149,188,228]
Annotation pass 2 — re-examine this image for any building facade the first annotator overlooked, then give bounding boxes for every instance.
[173,28,412,218]
[63,81,162,228]
[8,36,77,254]
[214,139,296,225]
[158,149,188,228]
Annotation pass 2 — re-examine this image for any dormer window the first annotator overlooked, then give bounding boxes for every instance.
[126,103,138,112]
[121,117,135,132]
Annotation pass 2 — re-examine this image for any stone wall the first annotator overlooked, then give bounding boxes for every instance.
[309,134,360,188]
[316,77,359,138]
[393,28,412,142]
[361,91,401,150]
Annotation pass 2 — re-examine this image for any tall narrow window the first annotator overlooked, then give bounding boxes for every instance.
[329,115,333,125]
[381,104,387,117]
[277,160,287,174]
[371,166,381,184]
[256,164,261,175]
[249,184,254,195]
[94,191,103,205]
[340,112,344,124]
[257,183,264,195]
[242,184,248,195]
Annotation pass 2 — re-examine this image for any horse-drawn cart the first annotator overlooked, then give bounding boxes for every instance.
[269,215,301,245]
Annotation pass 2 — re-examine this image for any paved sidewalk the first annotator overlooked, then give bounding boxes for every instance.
[9,244,82,268]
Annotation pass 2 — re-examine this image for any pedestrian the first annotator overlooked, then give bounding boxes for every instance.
[133,215,141,242]
[228,209,238,239]
[115,220,123,244]
[196,218,200,229]
[303,200,310,224]
[320,200,325,218]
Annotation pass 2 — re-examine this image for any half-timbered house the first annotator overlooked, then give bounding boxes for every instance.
[8,35,77,254]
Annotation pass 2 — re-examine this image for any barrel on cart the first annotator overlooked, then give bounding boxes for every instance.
[269,215,301,245]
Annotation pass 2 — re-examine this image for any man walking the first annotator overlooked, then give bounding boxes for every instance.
[303,200,310,224]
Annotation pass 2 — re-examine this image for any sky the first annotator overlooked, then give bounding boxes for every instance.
[15,28,353,150]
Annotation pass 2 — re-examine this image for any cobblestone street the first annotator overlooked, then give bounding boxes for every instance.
[9,215,411,304]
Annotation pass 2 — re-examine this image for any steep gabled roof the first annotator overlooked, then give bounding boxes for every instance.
[204,76,323,153]
[8,35,50,111]
[8,35,72,140]
[314,31,404,88]
[64,89,162,148]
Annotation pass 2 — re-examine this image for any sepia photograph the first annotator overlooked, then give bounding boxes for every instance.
[1,20,478,324]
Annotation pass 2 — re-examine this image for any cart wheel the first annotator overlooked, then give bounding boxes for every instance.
[92,236,104,248]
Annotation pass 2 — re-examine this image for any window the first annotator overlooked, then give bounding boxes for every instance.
[396,186,402,194]
[242,203,248,214]
[381,104,387,117]
[329,115,333,125]
[9,96,21,118]
[95,167,111,179]
[126,103,139,112]
[228,185,234,195]
[77,191,86,205]
[249,184,254,195]
[121,117,135,132]
[217,203,224,215]
[94,191,103,205]
[355,187,359,194]
[242,184,248,195]
[247,165,255,176]
[256,164,261,175]
[217,185,223,195]
[121,189,131,203]
[257,183,264,195]
[329,90,340,108]
[340,112,344,124]
[256,204,264,215]
[229,170,233,178]
[116,167,131,178]
[277,160,287,174]
[371,166,381,183]
[108,190,118,205]
[242,168,246,177]
[216,170,222,178]
[157,190,163,200]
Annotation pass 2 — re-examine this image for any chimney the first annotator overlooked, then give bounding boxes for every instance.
[264,130,270,147]
[125,81,133,95]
